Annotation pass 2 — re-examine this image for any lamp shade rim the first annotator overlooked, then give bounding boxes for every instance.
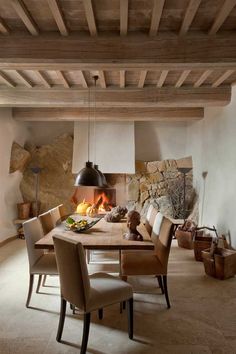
[75,161,103,187]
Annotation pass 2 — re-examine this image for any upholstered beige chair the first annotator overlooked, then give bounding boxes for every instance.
[50,206,61,227]
[58,204,68,220]
[145,204,158,234]
[53,235,133,354]
[23,218,58,307]
[121,217,174,308]
[38,210,54,235]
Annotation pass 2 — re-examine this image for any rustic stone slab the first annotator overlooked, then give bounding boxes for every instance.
[10,142,31,173]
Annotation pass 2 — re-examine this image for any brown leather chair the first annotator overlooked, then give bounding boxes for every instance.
[121,217,174,308]
[23,218,58,307]
[53,235,134,354]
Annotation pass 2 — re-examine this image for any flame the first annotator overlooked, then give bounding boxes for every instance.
[95,192,112,212]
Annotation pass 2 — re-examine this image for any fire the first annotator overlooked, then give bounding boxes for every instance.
[95,192,112,212]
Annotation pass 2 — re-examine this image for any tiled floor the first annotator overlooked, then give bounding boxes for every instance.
[0,239,235,354]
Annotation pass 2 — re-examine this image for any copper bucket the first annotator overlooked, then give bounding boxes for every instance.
[17,202,31,219]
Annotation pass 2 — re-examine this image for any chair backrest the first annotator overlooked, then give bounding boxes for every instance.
[151,212,164,242]
[145,205,158,234]
[50,206,61,227]
[39,211,54,234]
[23,217,44,270]
[155,217,174,271]
[58,204,67,219]
[53,235,90,311]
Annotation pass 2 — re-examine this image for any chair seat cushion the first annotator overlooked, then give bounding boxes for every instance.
[87,272,133,312]
[32,253,58,275]
[121,250,166,276]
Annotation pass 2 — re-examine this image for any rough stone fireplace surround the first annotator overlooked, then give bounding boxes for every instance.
[10,134,196,221]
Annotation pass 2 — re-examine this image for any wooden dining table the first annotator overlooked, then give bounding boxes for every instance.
[35,216,154,252]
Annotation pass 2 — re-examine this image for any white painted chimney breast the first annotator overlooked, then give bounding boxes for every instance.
[72,121,135,174]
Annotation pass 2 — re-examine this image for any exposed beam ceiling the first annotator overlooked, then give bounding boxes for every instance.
[208,0,236,35]
[1,34,236,71]
[0,87,230,108]
[194,70,213,88]
[0,71,16,87]
[83,0,97,36]
[10,0,39,35]
[0,17,10,34]
[157,71,168,88]
[34,71,51,88]
[149,0,165,36]
[13,107,204,122]
[179,0,202,35]
[120,0,128,36]
[138,71,147,88]
[120,70,125,88]
[14,70,33,88]
[47,0,68,36]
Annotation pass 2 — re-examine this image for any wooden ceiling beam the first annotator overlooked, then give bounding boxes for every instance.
[0,86,230,107]
[138,70,147,88]
[175,70,191,88]
[194,70,213,87]
[98,71,106,88]
[83,0,97,36]
[179,0,202,35]
[157,70,168,87]
[47,0,68,36]
[78,71,88,88]
[0,17,10,34]
[34,70,51,88]
[13,107,204,122]
[149,0,165,36]
[212,70,234,87]
[10,0,39,35]
[56,70,70,88]
[2,34,236,70]
[0,71,16,87]
[208,0,236,35]
[120,0,128,36]
[14,70,33,87]
[120,70,125,88]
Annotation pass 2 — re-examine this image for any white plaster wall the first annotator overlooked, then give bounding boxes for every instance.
[187,86,236,247]
[0,109,29,242]
[135,121,188,161]
[73,121,135,173]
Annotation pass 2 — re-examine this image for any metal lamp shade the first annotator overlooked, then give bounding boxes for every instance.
[75,161,103,187]
[94,164,108,187]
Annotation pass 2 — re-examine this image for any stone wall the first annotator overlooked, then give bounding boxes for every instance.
[20,134,75,214]
[127,157,195,219]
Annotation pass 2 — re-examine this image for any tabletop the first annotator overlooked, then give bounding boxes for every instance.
[35,217,154,251]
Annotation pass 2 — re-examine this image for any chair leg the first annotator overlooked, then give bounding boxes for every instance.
[86,250,90,264]
[56,298,67,342]
[81,313,91,354]
[98,308,103,320]
[26,274,34,308]
[42,274,47,286]
[127,298,133,340]
[36,274,42,293]
[163,275,171,309]
[157,275,164,294]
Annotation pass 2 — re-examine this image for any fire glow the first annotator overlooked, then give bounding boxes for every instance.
[95,192,112,212]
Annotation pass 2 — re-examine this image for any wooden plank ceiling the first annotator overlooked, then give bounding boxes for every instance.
[0,0,236,121]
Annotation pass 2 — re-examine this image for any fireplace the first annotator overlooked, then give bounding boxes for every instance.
[71,185,117,211]
[94,188,116,211]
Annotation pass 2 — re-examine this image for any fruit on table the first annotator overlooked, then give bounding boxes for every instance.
[86,204,98,218]
[76,199,91,215]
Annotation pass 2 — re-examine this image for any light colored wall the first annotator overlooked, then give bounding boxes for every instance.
[0,109,29,242]
[135,121,188,161]
[186,86,236,247]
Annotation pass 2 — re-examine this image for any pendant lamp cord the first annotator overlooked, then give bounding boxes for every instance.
[94,76,97,164]
[88,85,90,162]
